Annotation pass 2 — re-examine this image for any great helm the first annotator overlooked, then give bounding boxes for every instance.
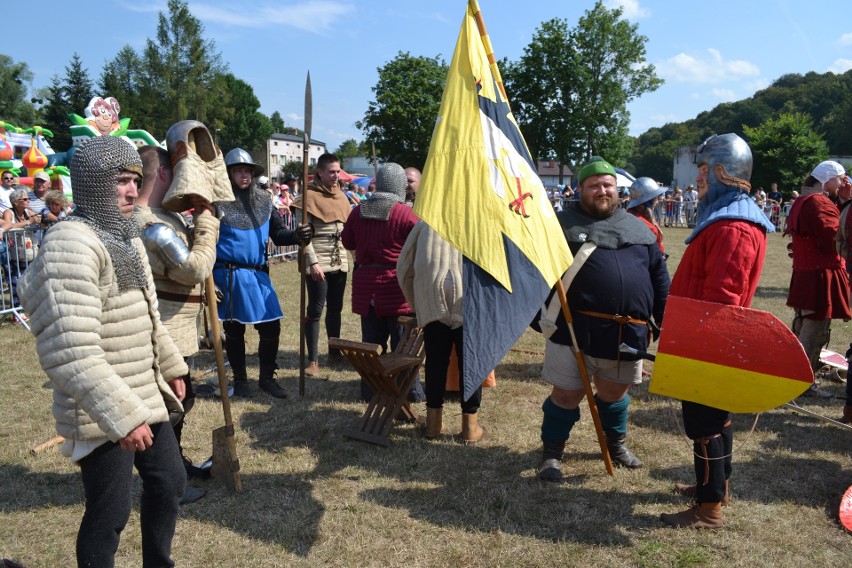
[627,177,666,209]
[225,148,264,177]
[694,133,752,195]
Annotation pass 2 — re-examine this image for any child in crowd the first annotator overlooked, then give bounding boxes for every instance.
[41,190,70,226]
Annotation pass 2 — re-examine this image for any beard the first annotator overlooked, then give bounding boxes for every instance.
[580,193,619,219]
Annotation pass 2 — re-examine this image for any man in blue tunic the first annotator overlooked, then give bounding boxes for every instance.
[214,148,312,398]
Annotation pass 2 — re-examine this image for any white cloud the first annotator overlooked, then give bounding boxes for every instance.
[604,0,649,19]
[286,113,303,123]
[839,33,852,47]
[657,48,760,84]
[193,1,356,33]
[829,58,852,73]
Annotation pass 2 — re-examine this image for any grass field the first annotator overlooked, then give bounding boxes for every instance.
[1,225,850,567]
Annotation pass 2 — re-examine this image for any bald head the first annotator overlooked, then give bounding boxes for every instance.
[137,145,172,208]
[405,167,421,203]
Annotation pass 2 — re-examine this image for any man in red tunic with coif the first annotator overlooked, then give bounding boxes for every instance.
[784,160,851,397]
[661,133,775,529]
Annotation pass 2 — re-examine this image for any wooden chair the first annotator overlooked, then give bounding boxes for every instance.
[328,317,424,446]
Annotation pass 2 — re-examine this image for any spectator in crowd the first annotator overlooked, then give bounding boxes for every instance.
[0,170,15,213]
[214,148,313,398]
[341,162,425,402]
[41,190,70,226]
[785,160,851,397]
[3,188,41,307]
[18,136,188,566]
[672,188,684,226]
[344,182,361,207]
[134,144,220,503]
[754,186,767,208]
[767,182,783,207]
[683,184,698,227]
[398,220,485,443]
[28,171,50,213]
[275,184,295,220]
[355,184,368,202]
[284,173,300,197]
[295,153,351,376]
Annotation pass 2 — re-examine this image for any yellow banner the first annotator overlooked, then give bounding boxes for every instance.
[414,0,572,292]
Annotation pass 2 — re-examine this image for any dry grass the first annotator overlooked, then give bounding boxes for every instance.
[1,226,851,567]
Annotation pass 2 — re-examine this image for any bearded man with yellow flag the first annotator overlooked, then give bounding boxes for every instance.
[534,158,669,481]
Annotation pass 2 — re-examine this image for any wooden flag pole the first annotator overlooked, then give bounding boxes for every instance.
[555,279,615,476]
[471,0,611,474]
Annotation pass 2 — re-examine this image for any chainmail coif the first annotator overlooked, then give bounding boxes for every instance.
[360,162,407,221]
[69,136,148,292]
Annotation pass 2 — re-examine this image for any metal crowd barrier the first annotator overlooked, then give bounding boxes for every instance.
[267,208,299,263]
[1,226,39,330]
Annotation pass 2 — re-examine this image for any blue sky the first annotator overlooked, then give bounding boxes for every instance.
[5,0,851,152]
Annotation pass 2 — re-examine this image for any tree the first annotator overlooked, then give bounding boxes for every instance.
[502,20,572,170]
[270,111,286,133]
[0,54,37,126]
[214,74,273,152]
[744,112,829,194]
[334,138,363,160]
[570,3,662,163]
[357,52,448,169]
[40,75,73,151]
[505,2,662,173]
[63,53,95,117]
[140,0,228,136]
[280,159,311,181]
[99,46,145,127]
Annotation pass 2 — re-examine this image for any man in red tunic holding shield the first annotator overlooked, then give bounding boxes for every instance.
[661,133,775,529]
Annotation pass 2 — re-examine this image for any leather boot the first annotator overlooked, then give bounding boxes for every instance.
[259,364,288,399]
[840,405,852,424]
[674,480,730,506]
[660,502,724,529]
[606,433,643,469]
[458,413,485,444]
[232,367,251,398]
[425,407,443,439]
[538,440,566,482]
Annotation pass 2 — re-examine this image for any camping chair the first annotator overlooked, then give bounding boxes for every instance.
[328,316,424,446]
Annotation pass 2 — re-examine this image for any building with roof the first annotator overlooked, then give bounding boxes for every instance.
[251,132,327,181]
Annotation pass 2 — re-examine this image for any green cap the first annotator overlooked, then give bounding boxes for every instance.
[577,157,616,185]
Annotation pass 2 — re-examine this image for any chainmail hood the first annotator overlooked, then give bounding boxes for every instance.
[360,162,406,221]
[69,136,148,292]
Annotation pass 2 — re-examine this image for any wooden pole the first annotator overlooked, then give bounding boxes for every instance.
[555,279,615,476]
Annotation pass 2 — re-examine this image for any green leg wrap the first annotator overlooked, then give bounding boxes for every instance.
[596,394,630,437]
[540,397,580,443]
